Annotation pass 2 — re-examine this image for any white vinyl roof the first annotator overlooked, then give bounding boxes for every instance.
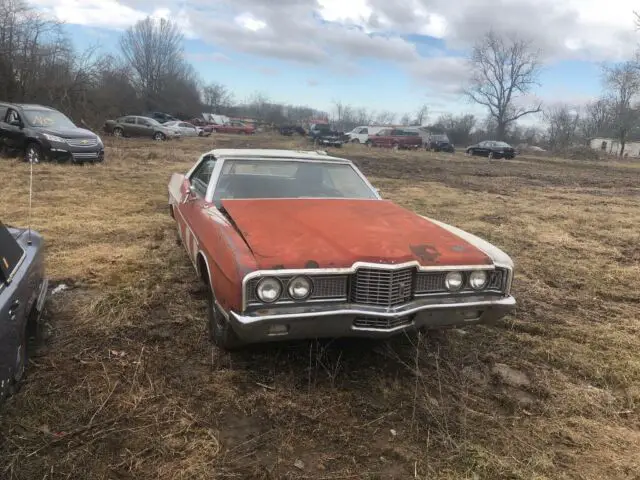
[206,148,350,163]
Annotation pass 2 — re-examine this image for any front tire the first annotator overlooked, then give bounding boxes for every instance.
[153,132,166,141]
[113,127,124,138]
[488,151,494,160]
[207,285,243,350]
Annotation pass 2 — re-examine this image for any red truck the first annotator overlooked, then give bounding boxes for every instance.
[212,120,255,135]
[367,128,423,150]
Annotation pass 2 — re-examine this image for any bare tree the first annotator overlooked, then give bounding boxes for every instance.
[544,103,580,150]
[374,110,396,125]
[465,31,542,140]
[602,61,640,157]
[119,17,187,109]
[415,104,428,126]
[202,82,233,113]
[432,113,476,146]
[399,113,411,126]
[578,98,613,143]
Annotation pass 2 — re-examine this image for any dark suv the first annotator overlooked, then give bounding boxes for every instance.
[0,103,104,164]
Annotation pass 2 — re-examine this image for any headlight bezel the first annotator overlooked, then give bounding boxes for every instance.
[255,277,283,303]
[41,132,66,143]
[287,275,312,300]
[445,271,464,291]
[468,270,489,290]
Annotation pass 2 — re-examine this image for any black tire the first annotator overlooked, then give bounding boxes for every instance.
[153,132,166,141]
[466,149,473,156]
[351,138,360,144]
[488,151,494,160]
[203,277,243,350]
[25,142,43,164]
[365,140,372,147]
[112,127,124,138]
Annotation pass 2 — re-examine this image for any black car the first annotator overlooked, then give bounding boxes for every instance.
[143,112,177,124]
[0,103,104,164]
[426,134,455,153]
[466,141,516,159]
[0,221,47,402]
[308,123,343,147]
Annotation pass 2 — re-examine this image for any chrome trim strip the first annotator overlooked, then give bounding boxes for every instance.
[241,261,496,311]
[36,277,48,312]
[232,295,516,324]
[5,250,26,284]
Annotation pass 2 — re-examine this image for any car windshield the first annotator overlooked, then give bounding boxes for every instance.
[24,109,75,128]
[213,159,378,201]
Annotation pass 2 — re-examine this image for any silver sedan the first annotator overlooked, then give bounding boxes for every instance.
[164,121,204,137]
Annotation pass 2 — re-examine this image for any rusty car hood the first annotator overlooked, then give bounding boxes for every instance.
[221,199,493,270]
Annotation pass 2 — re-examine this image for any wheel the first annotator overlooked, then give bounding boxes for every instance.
[466,149,473,156]
[206,282,243,350]
[351,138,360,144]
[365,140,372,148]
[153,132,166,141]
[488,151,494,160]
[112,127,124,138]
[25,142,43,163]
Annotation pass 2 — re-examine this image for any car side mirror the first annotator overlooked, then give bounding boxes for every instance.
[10,119,22,127]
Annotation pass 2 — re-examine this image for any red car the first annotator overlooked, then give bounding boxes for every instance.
[167,149,516,350]
[212,120,255,135]
[189,118,214,134]
[367,128,423,150]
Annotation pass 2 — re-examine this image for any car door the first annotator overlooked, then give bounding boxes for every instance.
[176,155,217,265]
[2,108,27,151]
[359,127,369,143]
[136,117,155,138]
[0,224,29,388]
[119,116,137,136]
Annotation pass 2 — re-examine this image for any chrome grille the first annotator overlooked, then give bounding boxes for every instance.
[71,152,100,159]
[246,275,347,304]
[353,315,412,330]
[350,267,414,307]
[66,138,99,147]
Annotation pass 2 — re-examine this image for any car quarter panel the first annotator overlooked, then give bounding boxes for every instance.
[168,174,257,312]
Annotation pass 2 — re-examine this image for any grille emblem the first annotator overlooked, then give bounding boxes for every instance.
[81,140,88,144]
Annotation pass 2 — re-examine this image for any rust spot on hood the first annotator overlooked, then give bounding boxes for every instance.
[305,260,319,269]
[410,244,441,263]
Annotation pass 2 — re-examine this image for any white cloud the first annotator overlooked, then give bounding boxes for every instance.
[28,0,640,107]
[31,0,146,29]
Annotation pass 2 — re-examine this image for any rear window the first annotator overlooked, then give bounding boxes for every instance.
[0,221,24,283]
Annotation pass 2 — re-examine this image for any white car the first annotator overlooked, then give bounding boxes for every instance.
[345,126,384,144]
[164,121,206,137]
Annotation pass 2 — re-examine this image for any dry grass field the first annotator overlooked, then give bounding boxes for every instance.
[1,133,639,479]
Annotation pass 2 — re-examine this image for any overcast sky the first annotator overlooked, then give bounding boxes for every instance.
[30,0,640,121]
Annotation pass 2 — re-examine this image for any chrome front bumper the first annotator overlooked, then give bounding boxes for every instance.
[228,295,516,343]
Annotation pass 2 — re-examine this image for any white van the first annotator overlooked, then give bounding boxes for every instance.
[344,126,384,144]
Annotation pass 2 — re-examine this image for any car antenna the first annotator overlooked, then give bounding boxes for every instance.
[27,157,33,245]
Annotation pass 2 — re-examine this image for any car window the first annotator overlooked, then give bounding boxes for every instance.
[123,117,136,124]
[138,118,151,127]
[213,159,378,201]
[361,128,368,134]
[0,221,25,284]
[190,156,217,196]
[6,109,20,124]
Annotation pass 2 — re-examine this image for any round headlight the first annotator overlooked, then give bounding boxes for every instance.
[288,276,312,300]
[469,270,488,290]
[256,277,282,303]
[445,271,464,291]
